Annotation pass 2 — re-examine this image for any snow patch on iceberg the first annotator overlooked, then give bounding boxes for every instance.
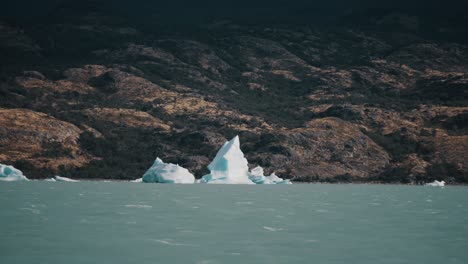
[200,136,254,184]
[0,164,29,181]
[143,158,195,184]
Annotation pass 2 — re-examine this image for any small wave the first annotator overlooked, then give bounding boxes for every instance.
[236,201,253,205]
[263,226,284,232]
[315,209,328,213]
[20,208,41,214]
[149,239,188,246]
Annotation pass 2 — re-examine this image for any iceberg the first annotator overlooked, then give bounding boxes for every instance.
[248,166,291,184]
[201,136,254,184]
[425,180,445,187]
[54,176,79,182]
[142,158,195,184]
[0,164,29,181]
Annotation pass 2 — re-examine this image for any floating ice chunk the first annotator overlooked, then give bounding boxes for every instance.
[0,164,29,181]
[130,178,143,183]
[248,166,291,184]
[201,136,254,184]
[425,180,445,187]
[44,178,57,182]
[142,158,195,184]
[265,173,292,184]
[248,166,267,184]
[54,176,79,182]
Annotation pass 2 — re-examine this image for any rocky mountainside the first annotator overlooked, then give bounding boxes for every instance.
[0,4,467,182]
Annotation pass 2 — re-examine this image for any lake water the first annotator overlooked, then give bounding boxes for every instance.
[1,182,467,264]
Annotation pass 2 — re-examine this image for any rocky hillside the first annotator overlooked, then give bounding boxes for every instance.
[0,5,467,183]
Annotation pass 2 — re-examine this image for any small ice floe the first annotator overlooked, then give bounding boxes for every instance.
[54,176,79,182]
[0,163,29,181]
[44,178,56,182]
[425,180,445,187]
[130,178,143,183]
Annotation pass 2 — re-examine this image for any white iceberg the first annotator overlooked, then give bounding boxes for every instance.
[200,136,254,184]
[54,176,79,182]
[142,158,195,184]
[248,166,291,184]
[0,164,29,181]
[425,180,445,187]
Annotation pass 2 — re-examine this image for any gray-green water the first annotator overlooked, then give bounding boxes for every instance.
[1,183,467,264]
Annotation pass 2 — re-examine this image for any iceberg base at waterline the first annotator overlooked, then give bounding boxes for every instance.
[142,158,195,184]
[199,174,255,184]
[0,164,29,181]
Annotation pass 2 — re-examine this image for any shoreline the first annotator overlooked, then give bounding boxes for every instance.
[22,178,468,186]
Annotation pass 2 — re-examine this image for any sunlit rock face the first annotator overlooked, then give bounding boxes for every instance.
[201,136,254,184]
[0,164,29,181]
[143,158,195,184]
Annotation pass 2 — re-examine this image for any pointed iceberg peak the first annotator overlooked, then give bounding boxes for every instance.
[142,157,195,184]
[202,135,254,184]
[231,135,240,148]
[202,136,291,184]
